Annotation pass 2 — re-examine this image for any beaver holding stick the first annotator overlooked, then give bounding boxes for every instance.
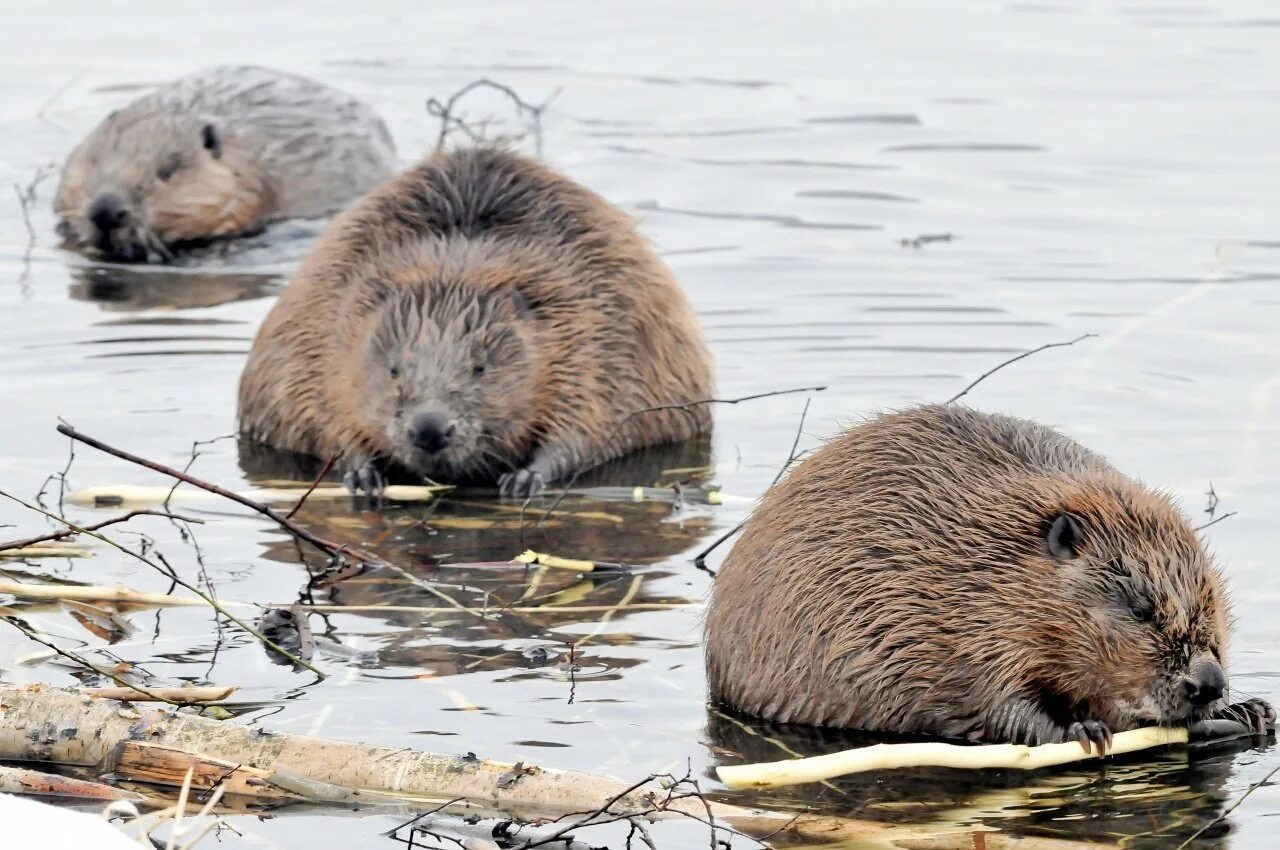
[706,404,1272,750]
[238,147,713,497]
[55,65,396,262]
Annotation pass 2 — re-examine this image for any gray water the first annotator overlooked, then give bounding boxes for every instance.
[2,2,1279,847]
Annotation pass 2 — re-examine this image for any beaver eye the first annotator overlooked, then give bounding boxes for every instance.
[389,366,400,379]
[156,155,182,183]
[473,363,486,376]
[1128,599,1155,623]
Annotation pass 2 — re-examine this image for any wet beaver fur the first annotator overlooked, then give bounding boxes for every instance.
[55,65,396,263]
[238,147,713,497]
[706,404,1272,749]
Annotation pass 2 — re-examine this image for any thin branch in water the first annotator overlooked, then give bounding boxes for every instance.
[1174,762,1280,850]
[537,385,827,523]
[36,69,85,128]
[1195,511,1237,532]
[163,433,237,511]
[1,617,179,705]
[33,432,76,516]
[1205,481,1219,518]
[427,78,561,155]
[0,509,204,553]
[56,423,377,569]
[0,487,324,677]
[946,333,1097,405]
[14,164,55,288]
[693,396,814,574]
[285,454,339,521]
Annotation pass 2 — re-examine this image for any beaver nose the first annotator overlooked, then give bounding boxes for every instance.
[1183,660,1226,706]
[88,193,130,234]
[409,413,456,454]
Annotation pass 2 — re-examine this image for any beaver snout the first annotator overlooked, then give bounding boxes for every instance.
[88,193,131,236]
[409,412,456,454]
[1183,659,1226,707]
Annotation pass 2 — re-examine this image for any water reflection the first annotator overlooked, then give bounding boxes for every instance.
[68,265,282,312]
[240,436,715,678]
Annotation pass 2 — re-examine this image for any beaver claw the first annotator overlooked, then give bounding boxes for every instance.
[1191,698,1276,739]
[342,461,387,498]
[1067,720,1113,755]
[498,467,547,499]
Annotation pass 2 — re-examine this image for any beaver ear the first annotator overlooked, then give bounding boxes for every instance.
[1046,513,1082,560]
[201,124,222,159]
[510,289,531,319]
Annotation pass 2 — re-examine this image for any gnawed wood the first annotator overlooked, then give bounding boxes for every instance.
[0,764,144,801]
[717,727,1189,789]
[114,742,297,801]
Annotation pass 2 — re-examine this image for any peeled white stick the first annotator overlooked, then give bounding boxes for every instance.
[67,483,446,509]
[716,726,1188,790]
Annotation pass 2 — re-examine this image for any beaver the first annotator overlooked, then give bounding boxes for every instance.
[705,404,1272,751]
[54,65,396,263]
[237,147,714,497]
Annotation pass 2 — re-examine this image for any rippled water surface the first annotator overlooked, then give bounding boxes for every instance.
[2,2,1279,848]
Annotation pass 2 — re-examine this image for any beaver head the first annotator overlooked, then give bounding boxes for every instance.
[356,280,538,481]
[1021,483,1230,732]
[55,112,271,262]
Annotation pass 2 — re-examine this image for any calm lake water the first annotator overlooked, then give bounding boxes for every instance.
[2,2,1279,848]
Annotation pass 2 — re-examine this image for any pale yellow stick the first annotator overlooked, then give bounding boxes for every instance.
[67,483,447,509]
[716,726,1189,789]
[0,545,91,559]
[83,686,236,704]
[513,549,598,572]
[0,581,229,608]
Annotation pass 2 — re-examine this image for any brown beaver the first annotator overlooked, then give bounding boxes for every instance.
[237,147,714,497]
[54,65,396,263]
[705,404,1272,750]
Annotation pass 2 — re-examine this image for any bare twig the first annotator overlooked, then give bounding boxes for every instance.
[946,334,1096,404]
[36,69,85,127]
[1174,762,1280,850]
[0,488,324,676]
[538,386,826,523]
[1,617,180,705]
[1195,512,1237,532]
[34,429,75,513]
[162,433,237,511]
[427,78,561,155]
[693,397,814,574]
[56,423,376,569]
[285,455,339,521]
[0,509,204,553]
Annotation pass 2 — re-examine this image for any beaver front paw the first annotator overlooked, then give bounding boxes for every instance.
[342,458,387,497]
[499,467,547,498]
[1066,719,1113,754]
[1191,698,1276,739]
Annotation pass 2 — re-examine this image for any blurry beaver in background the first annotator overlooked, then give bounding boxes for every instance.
[238,147,714,497]
[706,404,1273,751]
[55,65,396,263]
